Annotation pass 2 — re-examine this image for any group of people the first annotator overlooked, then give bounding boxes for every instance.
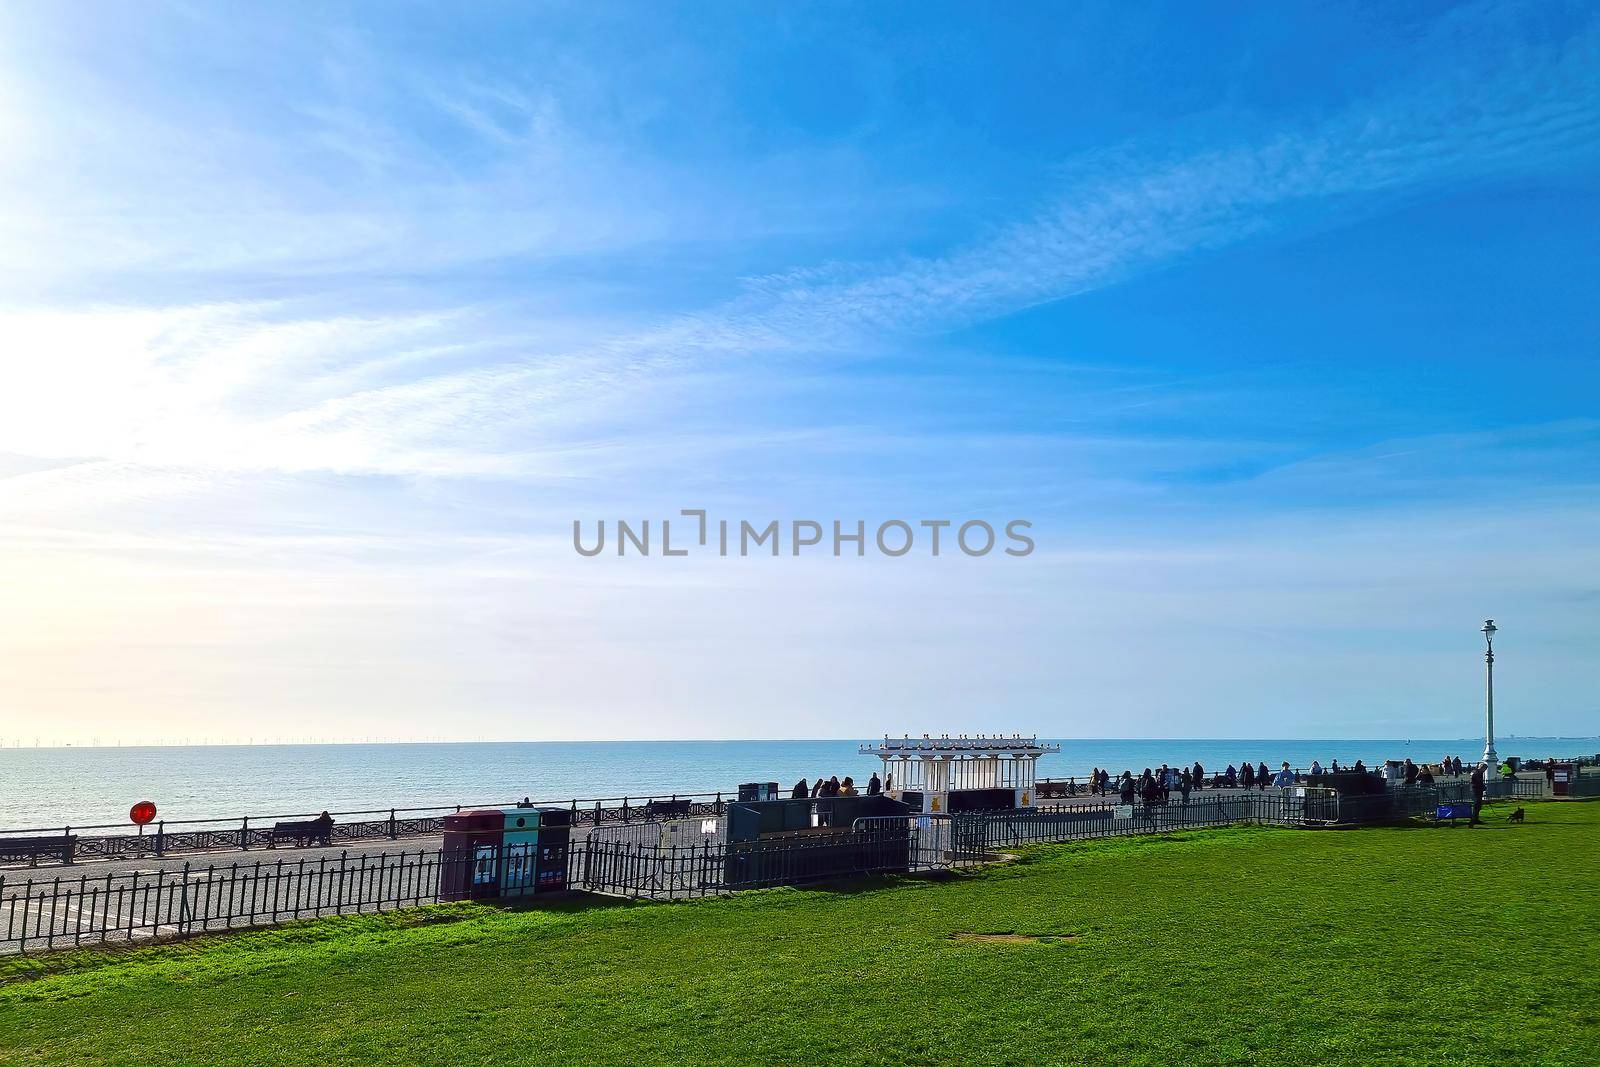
[1396,757,1455,787]
[1074,759,1306,802]
[1064,761,1305,806]
[791,773,883,799]
[1060,755,1504,799]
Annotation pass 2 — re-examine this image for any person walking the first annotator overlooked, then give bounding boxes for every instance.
[1118,772,1136,806]
[792,778,810,799]
[1403,758,1418,787]
[1192,761,1205,791]
[1241,761,1255,789]
[1469,763,1487,825]
[1179,769,1192,805]
[866,772,882,796]
[1257,761,1271,791]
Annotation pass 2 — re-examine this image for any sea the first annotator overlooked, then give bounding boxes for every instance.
[2,737,1596,831]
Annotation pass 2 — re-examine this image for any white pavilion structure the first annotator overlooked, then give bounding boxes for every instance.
[860,733,1060,814]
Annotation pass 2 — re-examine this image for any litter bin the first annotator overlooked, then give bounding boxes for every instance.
[496,806,572,896]
[500,806,541,897]
[439,809,505,901]
[738,782,779,802]
[532,807,571,893]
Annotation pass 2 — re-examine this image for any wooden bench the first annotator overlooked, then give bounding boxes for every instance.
[268,819,333,848]
[644,800,693,819]
[0,834,77,866]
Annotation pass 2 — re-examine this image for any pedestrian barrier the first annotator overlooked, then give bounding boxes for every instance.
[0,780,1551,956]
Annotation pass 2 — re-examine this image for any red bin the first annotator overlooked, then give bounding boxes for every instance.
[438,810,505,901]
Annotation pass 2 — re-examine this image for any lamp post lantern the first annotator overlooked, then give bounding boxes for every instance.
[1481,619,1498,769]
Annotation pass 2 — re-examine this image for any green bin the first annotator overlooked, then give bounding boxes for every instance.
[500,806,541,897]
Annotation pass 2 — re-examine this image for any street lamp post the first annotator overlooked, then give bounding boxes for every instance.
[1481,619,1498,769]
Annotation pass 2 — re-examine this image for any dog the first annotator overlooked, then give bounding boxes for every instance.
[1507,807,1525,824]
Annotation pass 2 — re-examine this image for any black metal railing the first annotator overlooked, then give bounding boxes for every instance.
[0,792,741,865]
[13,754,1588,868]
[0,849,462,955]
[0,784,1538,957]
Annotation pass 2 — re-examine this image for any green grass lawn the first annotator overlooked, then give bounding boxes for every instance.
[3,802,1597,1066]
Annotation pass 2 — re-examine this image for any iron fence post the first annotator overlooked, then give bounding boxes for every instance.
[19,878,34,954]
[178,861,192,937]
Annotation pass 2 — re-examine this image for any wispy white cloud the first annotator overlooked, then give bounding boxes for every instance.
[0,5,1591,513]
[0,3,1597,742]
[8,4,1591,493]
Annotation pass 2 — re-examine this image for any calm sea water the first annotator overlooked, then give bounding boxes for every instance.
[2,737,1595,830]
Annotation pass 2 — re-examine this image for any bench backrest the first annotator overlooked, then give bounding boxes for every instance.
[0,836,75,852]
[646,800,693,816]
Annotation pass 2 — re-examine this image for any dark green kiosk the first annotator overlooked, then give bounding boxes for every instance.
[723,793,912,888]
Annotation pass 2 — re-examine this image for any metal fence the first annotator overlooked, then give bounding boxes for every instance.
[0,821,968,953]
[580,821,962,901]
[12,761,1587,866]
[0,792,748,865]
[586,815,729,849]
[961,792,1305,850]
[0,849,460,955]
[0,786,1548,956]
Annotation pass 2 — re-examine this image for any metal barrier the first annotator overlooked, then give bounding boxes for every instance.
[0,849,459,955]
[849,814,979,868]
[0,792,741,866]
[586,816,728,849]
[0,785,1544,956]
[13,762,1583,867]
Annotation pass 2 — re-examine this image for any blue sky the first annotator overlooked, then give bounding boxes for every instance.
[0,2,1596,744]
